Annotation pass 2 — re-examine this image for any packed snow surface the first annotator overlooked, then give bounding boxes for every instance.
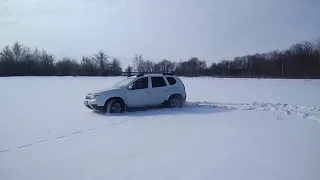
[1,76,320,180]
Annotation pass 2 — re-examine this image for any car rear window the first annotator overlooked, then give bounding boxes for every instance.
[166,77,177,85]
[151,77,167,88]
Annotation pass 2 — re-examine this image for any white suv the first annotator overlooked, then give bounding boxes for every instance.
[84,73,187,113]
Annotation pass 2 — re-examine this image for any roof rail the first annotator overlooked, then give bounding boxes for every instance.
[136,73,144,77]
[122,71,174,77]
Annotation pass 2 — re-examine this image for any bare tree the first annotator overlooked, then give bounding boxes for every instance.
[124,65,133,74]
[55,58,80,76]
[81,57,97,76]
[1,37,320,78]
[0,46,15,76]
[94,51,109,76]
[156,59,175,73]
[11,42,26,62]
[109,58,122,76]
[133,54,144,72]
[39,50,55,75]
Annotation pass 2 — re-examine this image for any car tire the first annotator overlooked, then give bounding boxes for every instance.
[167,95,183,108]
[104,99,125,113]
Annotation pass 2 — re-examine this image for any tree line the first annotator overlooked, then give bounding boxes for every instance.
[0,37,320,78]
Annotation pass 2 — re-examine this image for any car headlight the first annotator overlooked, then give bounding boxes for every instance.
[86,93,99,99]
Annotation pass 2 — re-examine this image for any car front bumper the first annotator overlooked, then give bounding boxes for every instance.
[84,99,104,111]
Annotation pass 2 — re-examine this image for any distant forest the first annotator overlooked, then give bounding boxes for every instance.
[0,37,320,78]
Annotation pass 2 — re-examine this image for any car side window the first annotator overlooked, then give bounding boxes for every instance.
[131,77,148,90]
[166,77,177,85]
[151,77,167,88]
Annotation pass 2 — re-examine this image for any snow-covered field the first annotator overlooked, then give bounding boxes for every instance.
[1,76,320,180]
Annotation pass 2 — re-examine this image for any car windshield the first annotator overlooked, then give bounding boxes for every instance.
[112,78,135,88]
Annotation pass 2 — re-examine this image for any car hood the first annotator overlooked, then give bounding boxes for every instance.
[92,86,121,94]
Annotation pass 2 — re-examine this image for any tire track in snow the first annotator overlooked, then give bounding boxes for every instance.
[0,149,11,152]
[36,139,49,143]
[17,144,33,149]
[186,101,320,122]
[0,120,129,153]
[56,135,67,139]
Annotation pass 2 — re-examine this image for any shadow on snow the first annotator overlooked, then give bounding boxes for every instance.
[94,103,234,117]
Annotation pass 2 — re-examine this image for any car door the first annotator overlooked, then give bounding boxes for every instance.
[125,77,151,107]
[149,76,169,105]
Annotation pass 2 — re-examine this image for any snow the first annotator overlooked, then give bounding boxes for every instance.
[181,77,320,106]
[1,76,320,180]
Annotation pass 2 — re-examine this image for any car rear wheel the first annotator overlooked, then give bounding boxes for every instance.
[168,95,183,108]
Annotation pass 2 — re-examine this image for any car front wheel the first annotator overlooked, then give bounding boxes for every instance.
[104,99,125,113]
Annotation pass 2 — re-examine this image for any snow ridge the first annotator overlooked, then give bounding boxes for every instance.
[186,101,320,121]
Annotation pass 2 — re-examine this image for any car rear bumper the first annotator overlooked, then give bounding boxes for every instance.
[182,91,187,101]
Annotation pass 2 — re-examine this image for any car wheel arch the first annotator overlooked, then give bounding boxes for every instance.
[168,93,183,100]
[163,93,184,108]
[163,93,183,104]
[104,97,126,111]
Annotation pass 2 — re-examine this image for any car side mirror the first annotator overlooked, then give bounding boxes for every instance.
[127,85,133,90]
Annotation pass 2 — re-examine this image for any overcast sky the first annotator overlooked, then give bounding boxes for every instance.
[0,0,319,67]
